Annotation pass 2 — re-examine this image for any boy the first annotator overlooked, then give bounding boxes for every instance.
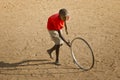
[47,8,71,65]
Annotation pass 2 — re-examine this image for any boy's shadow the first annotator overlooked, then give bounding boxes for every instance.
[0,59,52,68]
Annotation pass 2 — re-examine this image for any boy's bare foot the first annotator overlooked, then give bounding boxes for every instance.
[47,50,53,59]
[54,61,61,66]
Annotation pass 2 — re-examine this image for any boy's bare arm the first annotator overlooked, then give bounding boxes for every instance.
[57,30,70,47]
[65,21,68,35]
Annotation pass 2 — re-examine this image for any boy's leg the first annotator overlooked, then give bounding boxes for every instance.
[47,45,57,59]
[55,45,61,65]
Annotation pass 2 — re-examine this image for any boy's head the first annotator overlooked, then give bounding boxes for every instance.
[59,8,69,21]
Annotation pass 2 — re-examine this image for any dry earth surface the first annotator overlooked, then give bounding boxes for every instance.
[0,0,120,80]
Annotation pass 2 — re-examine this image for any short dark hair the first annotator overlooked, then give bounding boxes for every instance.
[59,8,68,16]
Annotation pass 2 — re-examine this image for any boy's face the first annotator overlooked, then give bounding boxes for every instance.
[60,15,69,21]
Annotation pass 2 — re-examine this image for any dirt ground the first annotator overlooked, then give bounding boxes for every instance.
[0,0,120,80]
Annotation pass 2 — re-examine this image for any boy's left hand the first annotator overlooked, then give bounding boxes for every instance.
[65,30,68,35]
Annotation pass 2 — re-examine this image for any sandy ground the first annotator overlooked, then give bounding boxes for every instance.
[0,0,120,80]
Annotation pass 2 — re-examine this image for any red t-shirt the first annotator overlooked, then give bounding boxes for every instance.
[47,13,64,30]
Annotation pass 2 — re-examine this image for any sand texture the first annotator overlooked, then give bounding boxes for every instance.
[0,0,120,80]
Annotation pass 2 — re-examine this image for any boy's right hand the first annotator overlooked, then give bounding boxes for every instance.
[66,41,71,47]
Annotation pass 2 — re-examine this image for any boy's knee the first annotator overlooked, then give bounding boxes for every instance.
[55,45,61,48]
[60,44,63,46]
